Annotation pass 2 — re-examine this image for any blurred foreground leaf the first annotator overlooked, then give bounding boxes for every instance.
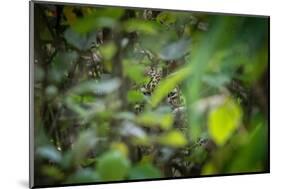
[136,112,174,130]
[208,98,242,145]
[159,39,191,60]
[41,165,64,181]
[151,67,190,107]
[65,168,99,184]
[157,130,187,147]
[64,28,96,51]
[96,150,131,181]
[129,163,162,179]
[37,146,62,163]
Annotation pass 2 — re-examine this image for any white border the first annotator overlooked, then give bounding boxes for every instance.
[1,0,279,189]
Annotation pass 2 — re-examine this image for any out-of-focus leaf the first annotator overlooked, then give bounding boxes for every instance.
[97,8,124,19]
[186,146,208,164]
[119,120,147,139]
[64,28,97,51]
[227,123,268,172]
[243,47,268,84]
[156,130,187,147]
[49,51,78,82]
[114,112,136,121]
[45,85,58,97]
[129,163,162,179]
[136,112,174,130]
[40,26,53,40]
[159,39,191,60]
[123,19,160,35]
[81,158,96,167]
[35,65,44,82]
[127,90,145,103]
[99,42,117,60]
[73,16,117,34]
[202,162,217,175]
[70,8,123,34]
[208,98,242,146]
[96,150,131,181]
[151,67,190,107]
[139,31,178,53]
[65,168,99,183]
[202,74,231,88]
[72,130,97,164]
[41,165,64,180]
[37,146,62,163]
[123,60,146,84]
[71,78,121,95]
[111,142,129,157]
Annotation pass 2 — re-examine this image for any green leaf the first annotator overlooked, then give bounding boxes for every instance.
[127,90,145,103]
[208,98,242,145]
[159,39,191,60]
[129,163,162,179]
[97,150,131,181]
[65,168,99,183]
[156,130,187,147]
[99,42,117,60]
[123,19,160,35]
[64,28,96,51]
[49,51,78,82]
[37,146,62,163]
[136,112,174,130]
[227,123,268,172]
[71,78,121,95]
[202,74,231,88]
[72,130,97,164]
[71,8,124,34]
[123,60,146,84]
[97,8,124,19]
[41,165,64,180]
[151,67,190,107]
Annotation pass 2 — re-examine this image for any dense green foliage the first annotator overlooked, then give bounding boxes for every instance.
[33,3,269,186]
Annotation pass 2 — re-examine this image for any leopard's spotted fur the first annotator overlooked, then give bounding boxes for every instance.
[136,67,185,112]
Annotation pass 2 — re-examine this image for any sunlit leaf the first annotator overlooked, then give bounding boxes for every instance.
[123,59,146,84]
[151,67,190,107]
[111,142,129,157]
[136,112,174,130]
[202,162,217,175]
[127,90,145,103]
[208,98,242,145]
[123,19,160,35]
[99,42,117,60]
[156,130,187,147]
